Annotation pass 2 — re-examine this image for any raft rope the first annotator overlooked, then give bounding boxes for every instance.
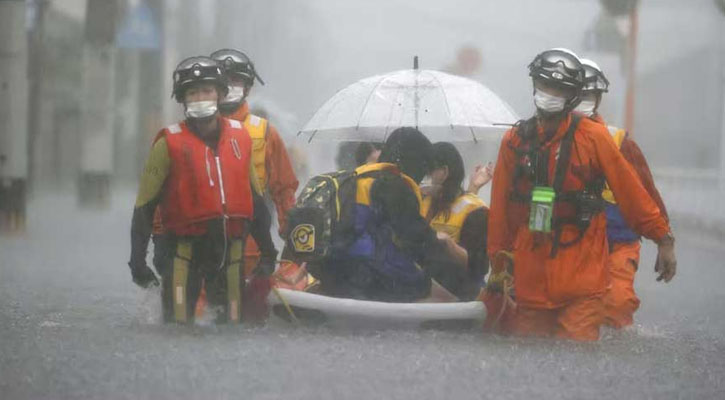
[271,286,300,324]
[493,277,517,328]
[487,250,517,328]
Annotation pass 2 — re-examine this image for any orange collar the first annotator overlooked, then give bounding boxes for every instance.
[535,113,573,146]
[589,113,606,126]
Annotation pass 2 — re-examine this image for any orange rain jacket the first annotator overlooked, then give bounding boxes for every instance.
[603,241,641,328]
[590,114,668,220]
[226,102,298,263]
[227,102,299,229]
[488,114,670,309]
[589,114,667,329]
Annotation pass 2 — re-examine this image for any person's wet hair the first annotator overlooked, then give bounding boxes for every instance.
[354,142,382,166]
[427,142,465,221]
[378,127,433,184]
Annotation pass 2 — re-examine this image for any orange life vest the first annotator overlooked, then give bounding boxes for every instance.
[160,118,253,235]
[508,115,605,255]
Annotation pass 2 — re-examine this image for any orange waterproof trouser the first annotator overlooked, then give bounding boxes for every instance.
[480,290,516,335]
[245,254,260,277]
[510,296,605,341]
[245,236,261,276]
[603,241,641,329]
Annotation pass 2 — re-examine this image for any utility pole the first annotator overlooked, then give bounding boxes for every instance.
[161,0,180,126]
[717,0,725,186]
[136,0,163,177]
[27,0,49,193]
[623,3,639,136]
[597,0,640,135]
[78,0,121,208]
[0,0,29,232]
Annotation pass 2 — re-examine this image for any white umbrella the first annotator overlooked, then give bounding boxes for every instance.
[300,63,519,143]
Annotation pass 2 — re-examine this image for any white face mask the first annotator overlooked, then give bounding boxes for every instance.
[575,99,597,117]
[185,100,218,119]
[221,85,245,105]
[534,89,567,113]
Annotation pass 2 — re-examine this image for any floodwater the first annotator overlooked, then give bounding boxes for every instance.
[1,191,724,399]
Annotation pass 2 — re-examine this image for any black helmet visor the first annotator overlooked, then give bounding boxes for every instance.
[582,69,610,92]
[538,51,581,76]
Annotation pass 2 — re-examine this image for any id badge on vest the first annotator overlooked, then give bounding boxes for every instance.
[529,186,555,233]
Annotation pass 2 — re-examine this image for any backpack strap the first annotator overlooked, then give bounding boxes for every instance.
[513,117,537,141]
[549,114,581,257]
[519,118,550,187]
[509,118,536,202]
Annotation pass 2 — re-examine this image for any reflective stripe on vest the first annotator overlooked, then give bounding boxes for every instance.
[243,113,269,190]
[421,193,487,242]
[161,119,253,235]
[601,127,627,204]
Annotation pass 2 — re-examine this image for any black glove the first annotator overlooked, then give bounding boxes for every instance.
[128,261,159,288]
[253,252,278,277]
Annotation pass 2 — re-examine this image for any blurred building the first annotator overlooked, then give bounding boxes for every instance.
[5,0,724,203]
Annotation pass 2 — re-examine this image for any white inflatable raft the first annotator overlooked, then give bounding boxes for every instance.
[268,288,486,325]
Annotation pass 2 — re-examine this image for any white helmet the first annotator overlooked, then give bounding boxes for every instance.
[580,58,609,93]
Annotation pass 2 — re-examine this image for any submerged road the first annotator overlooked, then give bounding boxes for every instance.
[1,192,724,400]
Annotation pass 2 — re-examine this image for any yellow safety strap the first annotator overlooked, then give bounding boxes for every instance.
[226,239,244,322]
[172,240,193,323]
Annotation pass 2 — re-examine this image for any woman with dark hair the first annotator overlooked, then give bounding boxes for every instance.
[421,142,492,300]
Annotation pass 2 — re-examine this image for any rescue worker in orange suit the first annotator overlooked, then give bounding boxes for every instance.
[127,56,278,324]
[210,49,299,276]
[487,48,677,341]
[574,58,669,329]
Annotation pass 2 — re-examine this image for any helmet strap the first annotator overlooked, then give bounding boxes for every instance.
[243,82,253,101]
[536,108,567,122]
[563,94,581,114]
[593,92,602,115]
[219,101,242,116]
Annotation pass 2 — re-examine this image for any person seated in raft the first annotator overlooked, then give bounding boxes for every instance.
[420,142,492,300]
[321,127,460,302]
